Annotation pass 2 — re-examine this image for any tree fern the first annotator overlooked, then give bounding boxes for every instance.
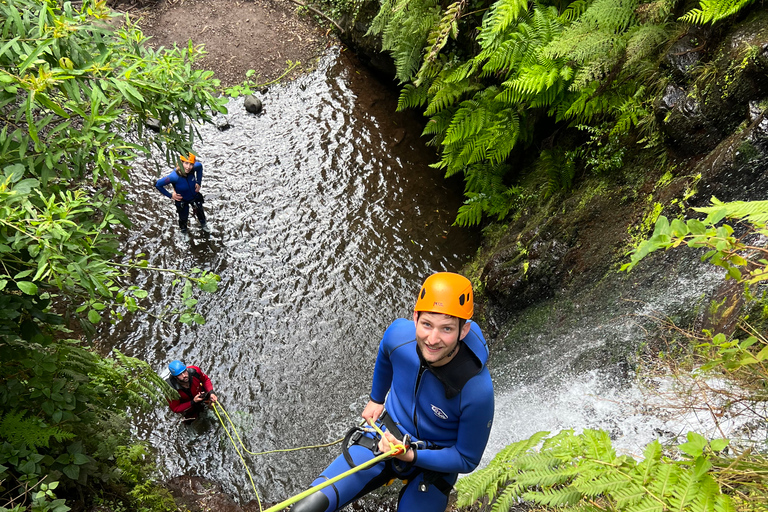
[680,0,757,25]
[476,0,531,51]
[456,429,735,512]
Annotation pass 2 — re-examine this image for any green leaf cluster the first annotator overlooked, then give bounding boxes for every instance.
[369,0,760,226]
[457,429,734,512]
[0,0,222,508]
[622,197,768,285]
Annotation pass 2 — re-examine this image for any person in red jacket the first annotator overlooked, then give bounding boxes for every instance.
[166,360,218,422]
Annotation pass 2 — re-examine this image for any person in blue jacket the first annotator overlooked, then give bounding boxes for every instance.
[292,272,494,512]
[155,153,211,234]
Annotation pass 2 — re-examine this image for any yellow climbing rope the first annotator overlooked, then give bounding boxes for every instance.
[210,401,405,512]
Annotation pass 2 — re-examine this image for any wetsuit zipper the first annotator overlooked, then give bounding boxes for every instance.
[412,362,428,439]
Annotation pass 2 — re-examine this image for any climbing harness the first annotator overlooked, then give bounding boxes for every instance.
[210,402,407,512]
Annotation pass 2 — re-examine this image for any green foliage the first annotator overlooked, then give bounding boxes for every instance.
[224,60,301,97]
[371,0,675,226]
[0,0,223,335]
[622,198,768,285]
[0,0,223,509]
[368,0,442,83]
[680,0,758,25]
[537,148,575,198]
[457,429,734,512]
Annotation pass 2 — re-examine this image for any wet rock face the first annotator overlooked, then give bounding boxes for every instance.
[657,10,768,155]
[337,0,396,79]
[482,224,571,314]
[662,25,712,80]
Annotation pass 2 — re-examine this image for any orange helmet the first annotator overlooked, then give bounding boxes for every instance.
[180,153,196,164]
[414,272,473,319]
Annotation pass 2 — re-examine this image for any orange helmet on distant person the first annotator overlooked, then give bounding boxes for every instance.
[414,272,473,320]
[180,153,196,164]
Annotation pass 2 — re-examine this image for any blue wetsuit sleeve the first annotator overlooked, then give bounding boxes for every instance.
[369,323,398,404]
[155,171,178,199]
[194,162,203,186]
[414,372,495,474]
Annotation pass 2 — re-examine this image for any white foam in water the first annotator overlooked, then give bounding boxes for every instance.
[479,260,768,471]
[482,368,768,469]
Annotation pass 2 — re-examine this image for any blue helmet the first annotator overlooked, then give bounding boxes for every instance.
[169,360,187,376]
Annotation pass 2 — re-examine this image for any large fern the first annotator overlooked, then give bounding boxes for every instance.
[680,0,757,25]
[457,430,735,512]
[368,0,443,83]
[375,0,675,226]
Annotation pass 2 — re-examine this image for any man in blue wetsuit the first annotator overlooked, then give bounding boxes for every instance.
[292,272,494,512]
[155,153,211,234]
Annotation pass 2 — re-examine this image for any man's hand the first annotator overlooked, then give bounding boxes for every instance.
[208,393,218,403]
[362,400,384,425]
[378,431,414,462]
[193,392,205,403]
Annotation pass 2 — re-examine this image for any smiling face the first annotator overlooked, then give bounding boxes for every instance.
[182,160,195,174]
[413,311,470,366]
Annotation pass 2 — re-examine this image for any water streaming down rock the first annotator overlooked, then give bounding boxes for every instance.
[484,246,768,468]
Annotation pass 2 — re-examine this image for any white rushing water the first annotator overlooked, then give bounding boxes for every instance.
[482,258,768,470]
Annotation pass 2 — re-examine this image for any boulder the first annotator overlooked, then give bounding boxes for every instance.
[244,95,263,114]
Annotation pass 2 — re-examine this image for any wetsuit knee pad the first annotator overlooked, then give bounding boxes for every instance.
[290,490,330,512]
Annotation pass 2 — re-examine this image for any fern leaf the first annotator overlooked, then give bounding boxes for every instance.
[477,0,530,50]
[680,0,756,25]
[625,497,665,512]
[425,78,474,116]
[416,0,466,85]
[454,193,487,227]
[560,0,590,21]
[398,83,430,111]
[694,199,768,225]
[523,486,584,506]
[0,410,75,449]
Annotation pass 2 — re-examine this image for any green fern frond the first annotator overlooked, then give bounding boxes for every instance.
[612,482,651,507]
[425,78,475,116]
[371,0,442,83]
[694,198,768,225]
[398,83,430,111]
[477,0,531,50]
[560,0,590,22]
[422,108,456,146]
[523,486,584,506]
[454,193,487,227]
[444,60,480,83]
[0,410,75,449]
[680,0,756,25]
[625,23,671,68]
[489,482,525,512]
[457,429,736,512]
[537,149,576,198]
[416,0,466,85]
[443,100,488,145]
[625,497,665,512]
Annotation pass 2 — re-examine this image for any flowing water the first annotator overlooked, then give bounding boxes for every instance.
[102,48,479,503]
[101,47,767,508]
